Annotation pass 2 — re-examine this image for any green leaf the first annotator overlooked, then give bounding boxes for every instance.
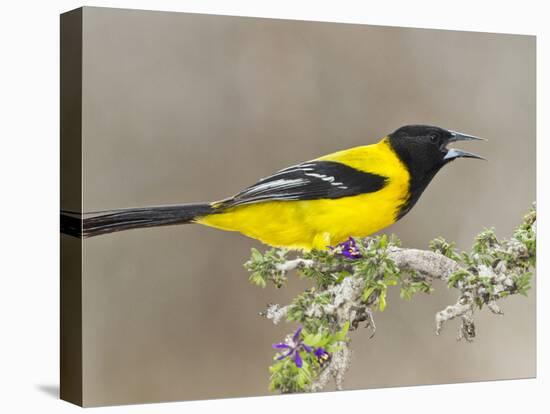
[333,321,350,341]
[362,286,375,302]
[378,292,387,312]
[251,248,263,261]
[249,272,266,288]
[447,269,470,288]
[303,332,324,347]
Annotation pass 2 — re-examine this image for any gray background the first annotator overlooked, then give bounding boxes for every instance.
[79,7,535,406]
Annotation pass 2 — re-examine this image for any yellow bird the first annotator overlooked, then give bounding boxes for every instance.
[61,125,484,250]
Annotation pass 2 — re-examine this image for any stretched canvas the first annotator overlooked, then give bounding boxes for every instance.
[60,6,536,407]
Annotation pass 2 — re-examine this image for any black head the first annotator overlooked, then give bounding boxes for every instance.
[388,124,485,219]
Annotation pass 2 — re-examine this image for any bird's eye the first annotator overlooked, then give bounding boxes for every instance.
[429,134,440,143]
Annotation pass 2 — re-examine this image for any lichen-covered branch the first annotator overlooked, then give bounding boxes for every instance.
[245,204,536,393]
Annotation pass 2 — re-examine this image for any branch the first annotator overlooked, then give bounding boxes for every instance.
[387,247,460,280]
[246,204,536,393]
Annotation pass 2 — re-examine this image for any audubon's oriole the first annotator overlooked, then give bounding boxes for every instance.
[61,125,484,250]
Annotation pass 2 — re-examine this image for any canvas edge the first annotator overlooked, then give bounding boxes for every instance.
[60,6,84,407]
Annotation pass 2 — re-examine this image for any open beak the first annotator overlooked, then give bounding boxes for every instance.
[443,130,486,161]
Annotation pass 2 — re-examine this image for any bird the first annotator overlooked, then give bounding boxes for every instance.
[61,125,484,250]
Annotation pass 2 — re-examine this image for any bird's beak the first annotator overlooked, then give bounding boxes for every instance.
[443,131,486,161]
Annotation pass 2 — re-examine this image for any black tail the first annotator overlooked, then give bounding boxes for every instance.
[61,203,214,238]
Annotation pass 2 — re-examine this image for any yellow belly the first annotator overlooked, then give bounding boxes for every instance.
[197,189,405,250]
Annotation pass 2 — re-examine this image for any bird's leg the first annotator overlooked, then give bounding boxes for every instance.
[312,232,332,250]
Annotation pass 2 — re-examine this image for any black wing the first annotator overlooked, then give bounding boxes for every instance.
[219,160,388,208]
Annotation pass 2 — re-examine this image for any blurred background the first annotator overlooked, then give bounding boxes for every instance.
[78,7,535,406]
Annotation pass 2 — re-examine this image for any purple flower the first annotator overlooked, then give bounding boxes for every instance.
[330,237,363,259]
[314,347,332,366]
[272,326,313,368]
